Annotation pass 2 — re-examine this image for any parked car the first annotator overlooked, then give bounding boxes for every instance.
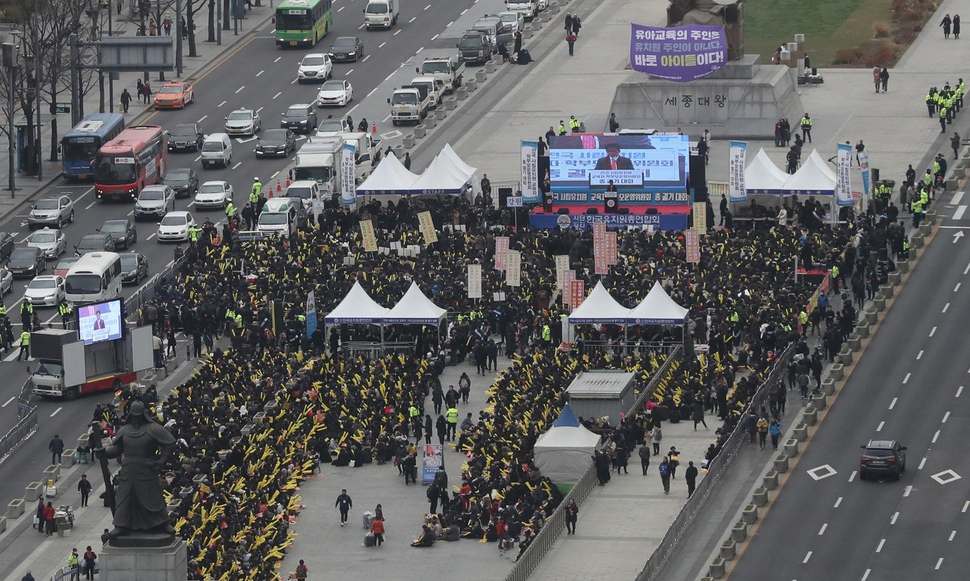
[281,104,319,133]
[7,247,46,278]
[134,185,175,221]
[317,80,354,107]
[24,275,65,307]
[255,129,297,159]
[167,123,205,152]
[225,108,261,137]
[156,211,196,243]
[0,267,12,295]
[330,36,364,62]
[0,232,13,262]
[498,11,524,35]
[163,167,199,198]
[26,228,66,260]
[194,181,234,209]
[120,252,149,286]
[297,53,333,83]
[27,195,75,230]
[75,232,116,255]
[99,218,137,250]
[53,257,78,278]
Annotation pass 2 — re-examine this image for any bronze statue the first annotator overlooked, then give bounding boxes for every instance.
[667,0,745,61]
[98,400,176,544]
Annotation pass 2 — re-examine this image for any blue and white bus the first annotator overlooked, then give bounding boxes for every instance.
[61,113,126,180]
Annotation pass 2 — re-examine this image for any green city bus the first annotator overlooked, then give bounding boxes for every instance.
[275,0,333,48]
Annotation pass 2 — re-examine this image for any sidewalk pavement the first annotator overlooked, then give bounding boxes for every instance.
[278,358,515,581]
[0,1,275,224]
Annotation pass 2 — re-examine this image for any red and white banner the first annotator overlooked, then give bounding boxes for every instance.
[569,279,586,310]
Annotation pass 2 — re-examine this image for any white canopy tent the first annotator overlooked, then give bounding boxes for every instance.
[409,150,474,195]
[631,281,689,324]
[744,148,791,194]
[384,281,447,324]
[567,281,633,324]
[784,149,836,195]
[533,404,602,486]
[323,281,390,324]
[354,152,421,195]
[439,143,477,181]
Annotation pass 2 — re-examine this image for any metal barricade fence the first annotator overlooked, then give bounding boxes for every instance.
[0,404,38,460]
[17,378,34,419]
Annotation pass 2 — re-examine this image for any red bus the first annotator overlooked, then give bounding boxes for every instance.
[94,125,168,201]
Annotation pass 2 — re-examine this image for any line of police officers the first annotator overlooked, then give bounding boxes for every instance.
[925,79,966,132]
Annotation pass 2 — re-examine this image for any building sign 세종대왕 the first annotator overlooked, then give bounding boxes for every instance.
[630,23,728,82]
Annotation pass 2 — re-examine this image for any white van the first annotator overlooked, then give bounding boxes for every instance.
[285,180,322,211]
[257,198,305,237]
[200,133,232,169]
[364,0,398,29]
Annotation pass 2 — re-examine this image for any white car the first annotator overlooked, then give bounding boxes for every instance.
[537,0,547,10]
[24,275,65,307]
[26,228,66,260]
[194,180,234,210]
[0,268,11,295]
[317,80,353,107]
[156,211,197,243]
[298,53,333,83]
[498,11,524,35]
[225,108,261,137]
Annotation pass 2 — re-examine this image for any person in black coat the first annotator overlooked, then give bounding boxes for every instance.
[435,415,447,446]
[423,415,433,445]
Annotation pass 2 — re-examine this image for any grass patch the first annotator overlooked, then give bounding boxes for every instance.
[745,0,894,66]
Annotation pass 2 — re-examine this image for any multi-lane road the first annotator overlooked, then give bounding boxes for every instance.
[729,197,970,580]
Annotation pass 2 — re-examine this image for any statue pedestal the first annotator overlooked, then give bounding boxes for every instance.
[611,55,804,139]
[99,538,187,581]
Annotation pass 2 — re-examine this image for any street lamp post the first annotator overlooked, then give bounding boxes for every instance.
[3,36,19,197]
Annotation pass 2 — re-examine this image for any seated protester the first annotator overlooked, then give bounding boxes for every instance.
[411,524,435,548]
[516,528,535,560]
[517,48,532,64]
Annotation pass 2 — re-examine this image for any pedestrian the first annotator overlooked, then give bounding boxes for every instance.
[769,419,782,449]
[459,372,471,404]
[435,414,446,446]
[571,15,581,36]
[44,502,55,535]
[659,457,671,494]
[667,446,680,479]
[136,78,145,102]
[49,434,64,465]
[638,439,650,475]
[514,30,523,56]
[432,383,443,415]
[756,416,769,449]
[691,400,707,430]
[880,67,889,92]
[565,30,577,56]
[294,559,309,581]
[77,474,91,507]
[82,546,97,580]
[651,424,662,455]
[34,495,44,534]
[427,482,440,514]
[941,13,952,39]
[22,572,34,581]
[564,12,573,35]
[404,152,411,170]
[163,18,172,35]
[370,514,385,547]
[952,132,961,159]
[143,81,152,104]
[954,14,961,39]
[100,528,110,546]
[67,548,80,581]
[799,113,813,143]
[872,66,881,93]
[609,112,620,132]
[120,88,131,113]
[685,461,698,497]
[564,499,578,534]
[335,488,352,527]
[480,174,491,204]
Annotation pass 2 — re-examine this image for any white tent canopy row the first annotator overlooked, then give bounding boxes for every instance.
[744,148,836,195]
[323,281,447,325]
[534,403,602,485]
[355,143,477,196]
[566,281,688,325]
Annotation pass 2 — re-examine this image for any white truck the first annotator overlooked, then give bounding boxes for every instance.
[409,76,445,108]
[504,0,538,20]
[314,130,381,167]
[292,135,344,193]
[418,57,465,93]
[388,84,432,125]
[363,0,399,29]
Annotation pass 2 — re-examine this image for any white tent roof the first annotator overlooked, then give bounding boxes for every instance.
[355,152,421,195]
[535,424,602,449]
[439,143,477,181]
[534,423,601,485]
[568,281,634,324]
[384,281,447,324]
[783,149,836,194]
[409,151,472,195]
[631,281,689,324]
[324,281,390,324]
[745,148,790,194]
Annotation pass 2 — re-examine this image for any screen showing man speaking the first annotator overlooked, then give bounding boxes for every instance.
[548,133,689,192]
[77,299,124,345]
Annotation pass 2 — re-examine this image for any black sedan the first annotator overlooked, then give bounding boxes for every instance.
[99,218,137,250]
[0,232,14,262]
[75,232,116,255]
[8,247,45,278]
[330,36,364,62]
[120,252,149,286]
[255,129,297,159]
[167,123,205,152]
[163,167,199,199]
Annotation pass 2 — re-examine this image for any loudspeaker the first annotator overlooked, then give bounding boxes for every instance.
[688,153,708,202]
[872,168,880,182]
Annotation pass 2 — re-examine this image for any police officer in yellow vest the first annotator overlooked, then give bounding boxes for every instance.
[568,115,581,133]
[799,113,813,143]
[940,104,949,133]
[911,196,923,228]
[542,324,552,343]
[188,224,201,244]
[0,303,6,319]
[445,405,459,441]
[250,177,264,215]
[20,301,32,330]
[225,200,237,221]
[927,89,937,117]
[58,301,72,329]
[17,330,29,361]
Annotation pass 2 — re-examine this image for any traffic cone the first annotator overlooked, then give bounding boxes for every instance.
[371,122,378,137]
[276,180,282,194]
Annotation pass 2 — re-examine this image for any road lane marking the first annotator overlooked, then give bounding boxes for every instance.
[194,155,201,162]
[817,523,827,536]
[346,68,354,75]
[50,406,62,417]
[255,107,264,114]
[932,429,941,443]
[876,421,884,432]
[460,7,468,14]
[382,114,391,122]
[447,20,453,26]
[833,496,843,508]
[232,162,242,170]
[367,87,378,97]
[930,326,938,337]
[1,396,14,407]
[963,501,969,513]
[291,78,297,84]
[943,302,951,313]
[956,282,963,292]
[875,538,885,553]
[147,232,156,240]
[362,55,371,62]
[953,191,965,205]
[424,3,430,9]
[270,171,279,180]
[85,201,97,210]
[218,100,227,107]
[394,29,402,36]
[935,558,943,571]
[949,530,956,542]
[954,205,968,220]
[274,56,282,63]
[943,411,951,423]
[416,46,424,53]
[358,23,365,30]
[379,41,386,48]
[273,91,282,100]
[256,70,264,77]
[965,260,970,275]
[235,85,245,94]
[916,350,923,360]
[338,5,345,10]
[848,470,858,481]
[802,551,812,564]
[889,397,897,410]
[861,569,871,581]
[918,457,926,470]
[431,33,438,40]
[958,385,965,398]
[197,115,208,122]
[890,511,899,525]
[903,485,913,497]
[903,372,911,384]
[408,16,416,23]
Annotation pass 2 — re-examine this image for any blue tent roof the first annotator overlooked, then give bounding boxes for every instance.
[553,403,581,427]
